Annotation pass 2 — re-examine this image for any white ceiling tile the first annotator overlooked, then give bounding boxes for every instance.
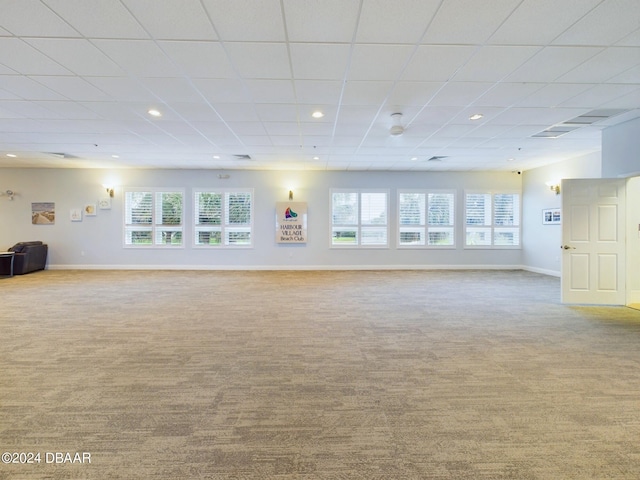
[425,0,519,44]
[43,0,149,38]
[203,0,284,41]
[598,88,640,109]
[341,81,394,106]
[0,0,81,37]
[1,75,65,100]
[553,0,640,46]
[489,0,600,45]
[1,100,62,119]
[92,40,183,78]
[30,76,111,101]
[159,41,236,78]
[143,78,203,103]
[608,64,640,84]
[559,84,640,108]
[386,82,443,107]
[32,101,101,120]
[283,0,359,42]
[402,45,477,82]
[224,43,291,79]
[515,84,595,108]
[289,44,351,80]
[255,104,299,122]
[452,46,541,82]
[0,88,19,100]
[212,103,260,122]
[25,39,125,77]
[505,46,604,83]
[244,80,296,104]
[0,38,72,75]
[558,47,640,83]
[616,29,640,47]
[294,80,343,104]
[84,77,157,102]
[192,79,251,103]
[472,83,544,108]
[169,103,221,122]
[348,45,414,81]
[123,0,216,40]
[428,82,494,107]
[225,122,268,135]
[356,0,439,43]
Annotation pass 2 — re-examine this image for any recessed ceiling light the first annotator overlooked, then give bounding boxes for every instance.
[311,111,324,119]
[148,109,162,117]
[312,156,320,160]
[411,157,418,161]
[112,154,120,158]
[213,155,220,159]
[469,113,483,121]
[6,153,17,157]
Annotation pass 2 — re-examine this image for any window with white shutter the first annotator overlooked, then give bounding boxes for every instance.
[465,191,520,248]
[331,189,388,247]
[194,189,253,247]
[125,189,183,247]
[399,190,455,247]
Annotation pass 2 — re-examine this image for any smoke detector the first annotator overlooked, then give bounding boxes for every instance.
[390,113,404,136]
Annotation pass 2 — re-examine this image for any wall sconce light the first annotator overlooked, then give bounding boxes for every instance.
[288,190,293,201]
[4,189,15,200]
[104,185,114,197]
[546,181,561,195]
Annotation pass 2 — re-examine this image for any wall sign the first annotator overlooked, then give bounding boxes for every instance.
[275,202,307,243]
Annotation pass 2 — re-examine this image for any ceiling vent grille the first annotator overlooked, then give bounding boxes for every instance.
[532,126,580,139]
[561,109,629,126]
[233,154,252,161]
[427,156,447,162]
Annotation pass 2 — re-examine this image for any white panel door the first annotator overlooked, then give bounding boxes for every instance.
[561,179,626,304]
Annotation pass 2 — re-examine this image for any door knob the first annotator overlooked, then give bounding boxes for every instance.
[562,245,575,250]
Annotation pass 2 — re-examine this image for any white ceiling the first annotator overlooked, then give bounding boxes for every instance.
[0,0,639,172]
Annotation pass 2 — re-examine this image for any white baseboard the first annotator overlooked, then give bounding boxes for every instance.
[48,263,527,271]
[522,265,561,277]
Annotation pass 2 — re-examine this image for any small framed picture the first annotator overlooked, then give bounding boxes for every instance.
[99,198,112,210]
[70,208,82,222]
[543,208,561,225]
[84,204,97,216]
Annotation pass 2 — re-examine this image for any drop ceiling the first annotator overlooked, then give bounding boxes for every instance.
[0,0,639,171]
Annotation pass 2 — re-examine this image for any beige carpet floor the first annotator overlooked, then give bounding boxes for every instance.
[2,269,640,479]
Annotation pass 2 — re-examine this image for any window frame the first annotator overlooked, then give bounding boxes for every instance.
[464,190,521,249]
[397,189,456,249]
[193,188,254,248]
[123,187,185,248]
[330,188,389,248]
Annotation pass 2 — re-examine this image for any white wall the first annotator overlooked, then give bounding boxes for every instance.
[602,117,640,178]
[521,152,602,276]
[0,168,524,270]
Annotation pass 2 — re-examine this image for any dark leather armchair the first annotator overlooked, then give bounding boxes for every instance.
[1,241,48,275]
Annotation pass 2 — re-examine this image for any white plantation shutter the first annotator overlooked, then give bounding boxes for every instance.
[465,193,492,246]
[427,193,454,246]
[124,191,153,245]
[332,191,358,245]
[494,193,520,246]
[225,191,252,246]
[194,190,253,247]
[465,192,520,247]
[331,190,388,246]
[360,192,387,245]
[124,189,183,247]
[194,192,222,245]
[399,192,426,246]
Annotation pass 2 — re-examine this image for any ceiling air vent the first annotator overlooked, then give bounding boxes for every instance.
[561,109,629,126]
[233,154,252,161]
[531,126,580,139]
[427,156,447,162]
